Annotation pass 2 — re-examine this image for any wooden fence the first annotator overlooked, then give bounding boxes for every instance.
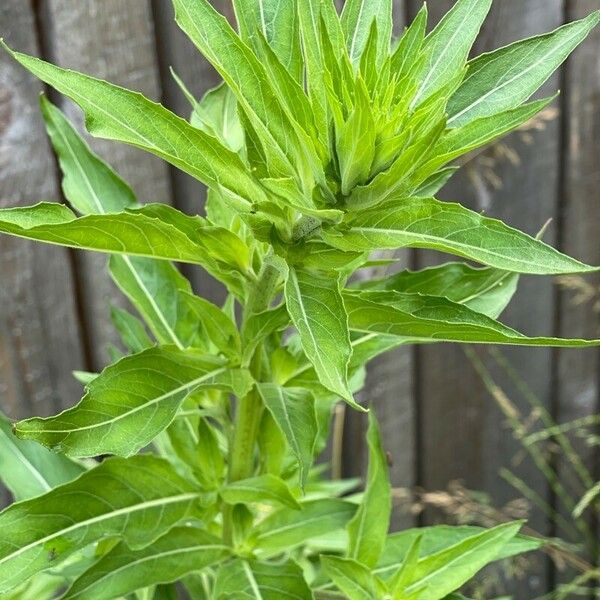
[0,1,598,597]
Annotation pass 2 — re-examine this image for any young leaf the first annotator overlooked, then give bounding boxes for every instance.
[241,305,290,366]
[357,262,519,319]
[40,95,136,214]
[213,559,313,600]
[347,413,391,567]
[257,384,318,487]
[3,44,266,204]
[414,166,458,197]
[0,202,245,268]
[448,10,600,126]
[413,0,492,105]
[397,522,523,599]
[62,527,229,600]
[253,499,357,552]
[341,0,392,65]
[285,267,355,406]
[0,456,202,594]
[322,556,385,600]
[388,534,422,596]
[344,290,600,348]
[110,307,153,354]
[14,347,253,458]
[0,413,85,502]
[375,525,543,581]
[390,4,427,80]
[233,0,303,83]
[180,291,241,360]
[323,196,597,274]
[221,474,301,509]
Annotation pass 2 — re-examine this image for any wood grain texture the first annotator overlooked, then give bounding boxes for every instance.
[39,0,173,369]
[555,0,600,585]
[410,1,566,596]
[340,0,416,532]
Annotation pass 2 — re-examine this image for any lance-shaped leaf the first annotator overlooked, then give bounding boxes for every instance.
[3,43,265,204]
[110,307,154,354]
[347,413,391,568]
[0,202,245,268]
[0,456,202,594]
[413,0,492,105]
[14,347,254,458]
[395,522,523,599]
[323,196,597,275]
[285,267,355,406]
[221,474,301,509]
[180,291,241,360]
[374,525,542,581]
[257,384,318,487]
[390,4,427,80]
[356,262,519,319]
[241,305,290,366]
[344,290,600,347]
[448,10,600,126]
[341,0,392,65]
[253,499,357,552]
[0,413,85,502]
[233,0,303,83]
[321,555,385,600]
[173,0,302,178]
[110,256,201,349]
[62,527,229,600]
[420,97,554,179]
[214,559,313,600]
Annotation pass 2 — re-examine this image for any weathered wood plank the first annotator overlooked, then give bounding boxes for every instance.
[0,1,86,506]
[39,0,173,369]
[409,1,566,596]
[555,0,600,588]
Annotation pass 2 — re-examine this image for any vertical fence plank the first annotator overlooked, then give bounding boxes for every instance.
[39,0,173,369]
[408,1,565,596]
[151,0,233,304]
[340,0,417,532]
[0,0,87,503]
[555,0,600,587]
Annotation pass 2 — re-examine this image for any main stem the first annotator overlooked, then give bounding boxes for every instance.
[224,258,281,544]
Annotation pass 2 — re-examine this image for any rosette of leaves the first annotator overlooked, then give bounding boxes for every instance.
[0,0,598,598]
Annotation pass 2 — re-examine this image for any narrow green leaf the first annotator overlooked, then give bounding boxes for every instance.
[172,0,301,178]
[233,0,303,83]
[347,413,391,567]
[110,307,154,354]
[413,0,492,105]
[0,413,85,502]
[341,0,392,65]
[40,95,135,214]
[254,499,357,552]
[242,305,290,366]
[400,522,523,599]
[0,202,246,268]
[390,4,427,80]
[14,347,253,458]
[285,267,355,406]
[63,527,228,600]
[357,262,519,319]
[222,474,301,509]
[257,384,318,487]
[180,291,241,360]
[323,196,597,274]
[3,43,265,203]
[321,556,383,600]
[214,559,313,600]
[344,290,600,348]
[388,534,422,595]
[0,456,202,594]
[448,10,600,126]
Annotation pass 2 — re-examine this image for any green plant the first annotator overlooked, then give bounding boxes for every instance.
[0,0,598,598]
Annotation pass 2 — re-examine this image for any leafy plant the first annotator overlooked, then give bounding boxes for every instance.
[0,0,598,598]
